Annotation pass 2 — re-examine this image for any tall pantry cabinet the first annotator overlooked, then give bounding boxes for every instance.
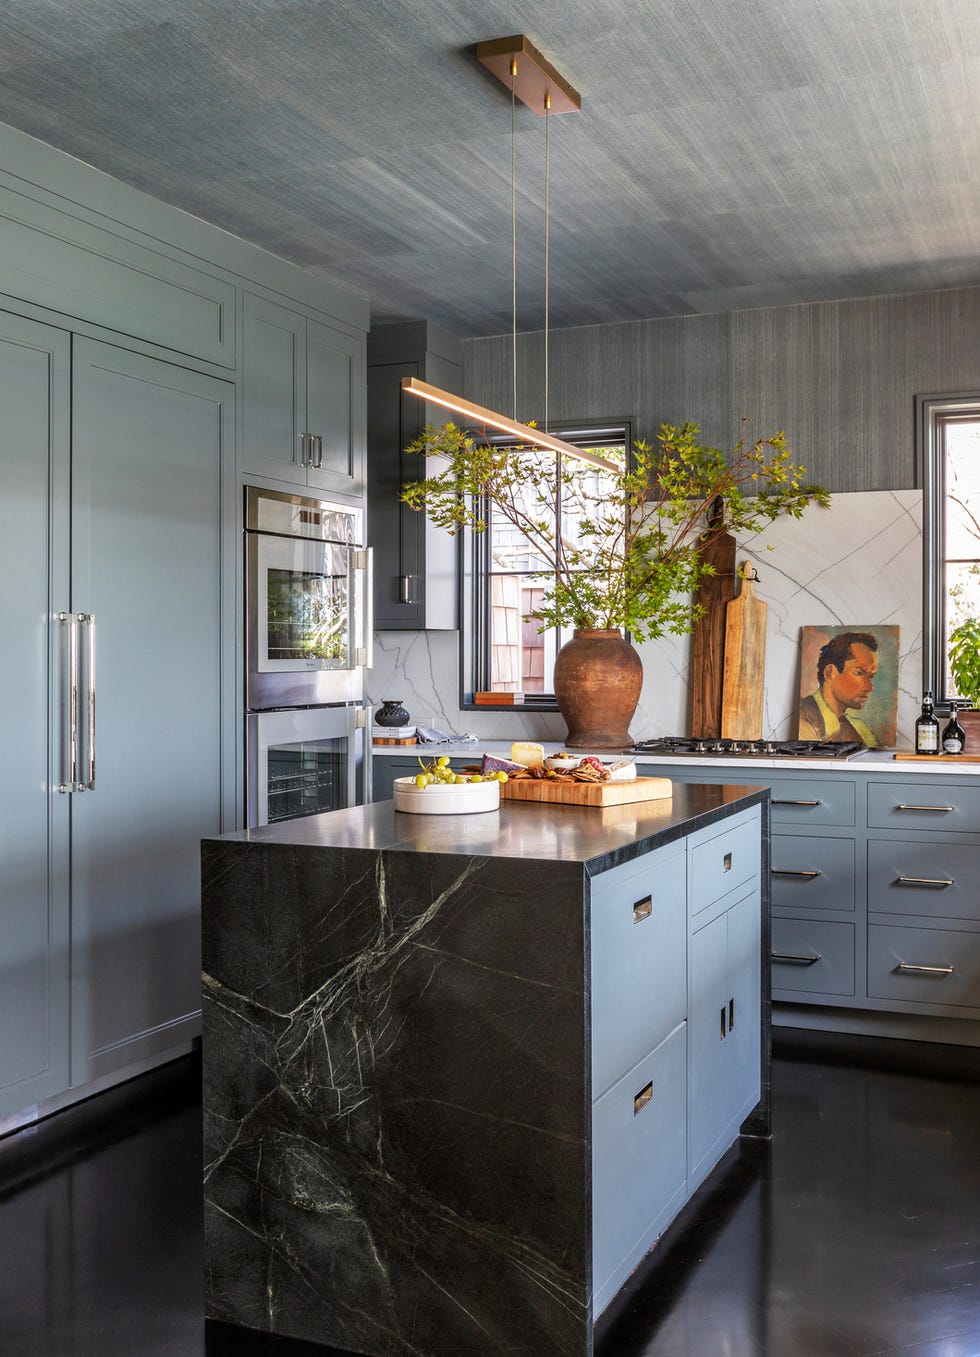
[0,121,368,1128]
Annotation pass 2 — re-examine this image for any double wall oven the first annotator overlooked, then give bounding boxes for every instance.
[245,487,373,827]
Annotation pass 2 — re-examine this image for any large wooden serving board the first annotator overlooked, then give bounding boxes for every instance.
[500,776,673,807]
[893,752,980,763]
[721,563,767,740]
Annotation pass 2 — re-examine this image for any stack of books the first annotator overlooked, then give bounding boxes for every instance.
[474,691,525,705]
[372,723,417,744]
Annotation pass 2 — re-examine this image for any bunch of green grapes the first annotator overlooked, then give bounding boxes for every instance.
[414,755,509,789]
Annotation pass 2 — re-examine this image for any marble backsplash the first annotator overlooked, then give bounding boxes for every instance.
[365,490,923,750]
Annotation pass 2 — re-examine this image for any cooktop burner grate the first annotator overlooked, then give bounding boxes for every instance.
[631,737,865,759]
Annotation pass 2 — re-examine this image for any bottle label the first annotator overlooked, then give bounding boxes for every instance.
[944,736,963,754]
[917,727,939,752]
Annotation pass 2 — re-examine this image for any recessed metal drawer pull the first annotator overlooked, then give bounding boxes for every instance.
[772,868,822,879]
[723,852,732,873]
[896,962,954,976]
[720,1007,727,1039]
[771,951,822,965]
[896,875,954,888]
[728,997,735,1032]
[772,799,822,807]
[633,1081,653,1115]
[895,803,954,813]
[632,896,653,924]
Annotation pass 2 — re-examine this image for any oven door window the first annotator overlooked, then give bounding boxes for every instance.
[266,738,349,823]
[258,537,352,672]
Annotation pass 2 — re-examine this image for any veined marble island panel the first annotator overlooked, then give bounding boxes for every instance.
[202,787,770,1356]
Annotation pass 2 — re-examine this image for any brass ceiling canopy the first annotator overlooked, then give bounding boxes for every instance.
[475,35,581,114]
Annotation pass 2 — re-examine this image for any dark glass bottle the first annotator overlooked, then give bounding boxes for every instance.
[942,699,965,755]
[914,691,939,755]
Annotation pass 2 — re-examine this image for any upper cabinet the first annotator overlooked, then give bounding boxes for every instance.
[242,291,366,500]
[367,321,462,630]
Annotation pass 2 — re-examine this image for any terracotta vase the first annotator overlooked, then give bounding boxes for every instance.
[553,628,643,749]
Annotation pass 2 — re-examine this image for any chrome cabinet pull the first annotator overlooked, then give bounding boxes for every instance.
[728,997,735,1032]
[399,574,414,605]
[771,951,822,965]
[772,798,822,807]
[896,803,954,813]
[58,610,79,792]
[313,434,324,469]
[896,962,954,976]
[298,432,309,466]
[723,851,732,873]
[81,612,96,791]
[633,896,652,924]
[633,1081,653,1115]
[354,548,374,669]
[719,1007,727,1039]
[896,875,954,888]
[772,868,822,879]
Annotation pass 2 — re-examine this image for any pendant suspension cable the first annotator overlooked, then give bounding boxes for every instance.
[543,90,551,436]
[510,58,518,421]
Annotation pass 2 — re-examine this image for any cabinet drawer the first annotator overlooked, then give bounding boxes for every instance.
[770,779,855,827]
[592,1024,687,1305]
[771,918,854,996]
[867,782,980,834]
[591,845,687,1098]
[771,835,855,912]
[868,840,980,921]
[689,811,760,917]
[868,924,980,1010]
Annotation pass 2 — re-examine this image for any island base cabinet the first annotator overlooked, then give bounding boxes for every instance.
[592,1021,687,1316]
[689,888,761,1192]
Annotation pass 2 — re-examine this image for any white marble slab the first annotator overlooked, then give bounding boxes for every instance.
[366,490,924,750]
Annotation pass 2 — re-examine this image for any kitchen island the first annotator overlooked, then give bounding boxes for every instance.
[202,783,770,1356]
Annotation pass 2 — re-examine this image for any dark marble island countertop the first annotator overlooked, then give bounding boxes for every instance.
[201,783,770,1357]
[211,781,768,875]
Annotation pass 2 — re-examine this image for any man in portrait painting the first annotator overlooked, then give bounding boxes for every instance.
[798,631,881,746]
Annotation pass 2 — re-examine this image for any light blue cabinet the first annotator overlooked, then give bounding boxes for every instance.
[242,291,365,499]
[0,312,71,1121]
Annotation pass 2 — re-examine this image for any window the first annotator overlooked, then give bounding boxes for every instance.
[920,394,980,699]
[460,422,630,709]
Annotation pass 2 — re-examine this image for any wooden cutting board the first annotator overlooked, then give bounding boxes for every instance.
[500,776,672,807]
[721,563,767,740]
[690,506,736,738]
[893,752,980,763]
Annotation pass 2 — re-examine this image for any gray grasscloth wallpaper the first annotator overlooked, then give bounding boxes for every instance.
[463,285,980,492]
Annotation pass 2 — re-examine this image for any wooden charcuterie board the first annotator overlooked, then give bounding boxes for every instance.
[500,776,672,807]
[893,752,980,763]
[721,563,767,740]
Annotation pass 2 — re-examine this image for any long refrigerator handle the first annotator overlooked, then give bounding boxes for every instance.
[59,611,79,793]
[82,612,96,791]
[354,547,374,671]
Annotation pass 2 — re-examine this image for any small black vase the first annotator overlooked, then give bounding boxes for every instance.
[375,700,410,727]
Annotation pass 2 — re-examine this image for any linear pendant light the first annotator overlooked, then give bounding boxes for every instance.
[402,36,617,474]
[401,377,618,473]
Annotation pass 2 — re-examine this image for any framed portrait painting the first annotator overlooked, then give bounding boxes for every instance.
[798,625,899,748]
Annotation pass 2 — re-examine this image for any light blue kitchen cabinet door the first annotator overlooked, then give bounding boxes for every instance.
[688,908,729,1184]
[726,890,762,1119]
[241,291,307,485]
[0,312,71,1122]
[70,338,235,1086]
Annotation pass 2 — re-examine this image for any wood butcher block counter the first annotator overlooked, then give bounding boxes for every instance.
[201,784,771,1357]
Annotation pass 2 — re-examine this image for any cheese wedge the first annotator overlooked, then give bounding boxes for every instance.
[606,759,637,782]
[510,740,545,769]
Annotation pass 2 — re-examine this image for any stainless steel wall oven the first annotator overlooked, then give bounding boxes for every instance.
[245,487,372,826]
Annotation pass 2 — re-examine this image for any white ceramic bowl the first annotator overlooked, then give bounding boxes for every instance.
[393,775,501,815]
[544,755,581,771]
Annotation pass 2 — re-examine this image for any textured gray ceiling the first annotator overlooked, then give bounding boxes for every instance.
[1,0,978,336]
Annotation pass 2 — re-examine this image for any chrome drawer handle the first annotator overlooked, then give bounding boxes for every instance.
[895,803,954,813]
[723,852,732,873]
[896,875,954,888]
[772,868,822,879]
[633,1080,653,1115]
[771,951,822,965]
[633,896,652,924]
[896,962,954,976]
[772,798,822,807]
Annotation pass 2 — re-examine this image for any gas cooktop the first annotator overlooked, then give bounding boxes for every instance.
[632,737,865,760]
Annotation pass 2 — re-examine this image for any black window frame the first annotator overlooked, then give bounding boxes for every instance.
[457,418,633,713]
[917,391,980,703]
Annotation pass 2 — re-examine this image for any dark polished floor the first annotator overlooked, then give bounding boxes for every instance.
[2,1034,979,1357]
